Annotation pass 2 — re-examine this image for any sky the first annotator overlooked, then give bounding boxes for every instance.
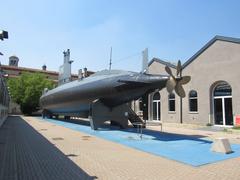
[1,0,240,74]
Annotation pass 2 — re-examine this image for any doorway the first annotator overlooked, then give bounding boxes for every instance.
[152,92,161,121]
[213,82,233,126]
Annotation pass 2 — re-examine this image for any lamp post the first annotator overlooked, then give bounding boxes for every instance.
[0,30,8,56]
[0,29,9,91]
[0,30,8,41]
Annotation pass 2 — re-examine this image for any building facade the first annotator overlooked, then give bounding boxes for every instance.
[1,55,94,114]
[0,69,10,126]
[1,56,79,83]
[147,36,240,127]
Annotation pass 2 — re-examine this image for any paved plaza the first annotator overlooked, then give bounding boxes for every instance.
[1,116,240,180]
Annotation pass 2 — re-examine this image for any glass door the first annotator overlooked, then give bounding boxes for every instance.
[153,101,160,121]
[224,98,233,126]
[152,92,161,121]
[214,97,233,126]
[213,82,233,126]
[214,98,223,125]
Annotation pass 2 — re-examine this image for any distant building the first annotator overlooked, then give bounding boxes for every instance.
[1,55,94,114]
[2,57,75,83]
[1,55,94,83]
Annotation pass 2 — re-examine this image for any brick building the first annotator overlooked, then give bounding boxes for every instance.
[1,55,94,114]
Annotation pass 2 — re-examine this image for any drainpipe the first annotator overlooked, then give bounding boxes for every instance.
[180,68,183,124]
[180,97,183,124]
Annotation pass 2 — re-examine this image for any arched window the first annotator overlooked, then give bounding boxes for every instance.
[153,92,160,100]
[214,82,232,97]
[189,90,198,112]
[168,93,175,112]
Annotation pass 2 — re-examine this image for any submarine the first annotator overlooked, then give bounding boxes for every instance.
[40,49,190,129]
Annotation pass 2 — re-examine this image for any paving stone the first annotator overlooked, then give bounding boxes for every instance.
[0,116,95,180]
[2,115,240,180]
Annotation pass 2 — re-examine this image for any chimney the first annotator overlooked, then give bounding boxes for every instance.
[9,55,19,67]
[83,67,87,77]
[78,69,83,79]
[42,64,47,71]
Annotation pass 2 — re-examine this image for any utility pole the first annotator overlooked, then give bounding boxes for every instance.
[109,47,112,70]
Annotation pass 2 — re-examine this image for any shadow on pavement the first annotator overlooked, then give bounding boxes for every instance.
[0,116,97,180]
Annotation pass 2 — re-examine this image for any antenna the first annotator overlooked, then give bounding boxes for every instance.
[142,48,148,73]
[109,47,112,70]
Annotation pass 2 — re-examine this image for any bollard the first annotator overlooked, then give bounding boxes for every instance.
[211,137,233,154]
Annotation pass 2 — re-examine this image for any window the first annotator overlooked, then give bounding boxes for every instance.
[189,90,198,112]
[168,93,175,112]
[153,92,160,100]
[214,82,232,97]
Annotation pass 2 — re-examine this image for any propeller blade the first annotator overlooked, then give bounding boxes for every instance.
[166,77,176,93]
[165,62,190,98]
[179,76,191,85]
[176,60,182,76]
[165,66,174,77]
[175,83,186,98]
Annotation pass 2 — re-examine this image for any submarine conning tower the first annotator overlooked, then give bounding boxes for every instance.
[58,49,73,86]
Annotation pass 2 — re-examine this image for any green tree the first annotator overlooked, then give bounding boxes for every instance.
[8,72,54,115]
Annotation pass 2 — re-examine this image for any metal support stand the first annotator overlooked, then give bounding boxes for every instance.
[132,122,143,139]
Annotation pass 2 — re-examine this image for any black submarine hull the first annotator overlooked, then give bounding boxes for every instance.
[40,70,168,117]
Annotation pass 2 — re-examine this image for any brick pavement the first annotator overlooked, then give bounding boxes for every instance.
[0,116,96,180]
[2,115,240,180]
